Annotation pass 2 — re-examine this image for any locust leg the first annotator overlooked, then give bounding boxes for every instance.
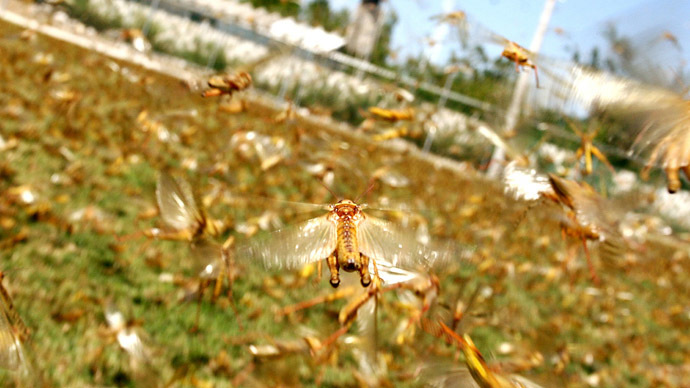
[369,256,381,288]
[359,254,372,287]
[339,286,378,325]
[584,146,593,175]
[591,146,616,174]
[312,322,352,360]
[665,158,681,193]
[315,260,323,286]
[191,279,209,333]
[278,286,356,316]
[532,64,540,88]
[212,267,224,303]
[327,253,340,288]
[580,236,600,285]
[575,146,584,161]
[683,165,690,186]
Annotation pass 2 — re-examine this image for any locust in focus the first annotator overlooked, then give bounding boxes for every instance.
[241,198,456,288]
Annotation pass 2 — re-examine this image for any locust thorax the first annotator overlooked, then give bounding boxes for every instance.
[330,199,368,285]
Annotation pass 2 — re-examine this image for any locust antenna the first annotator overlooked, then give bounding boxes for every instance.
[355,179,377,203]
[314,177,340,201]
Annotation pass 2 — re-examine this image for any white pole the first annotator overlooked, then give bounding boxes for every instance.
[142,0,161,37]
[486,0,557,177]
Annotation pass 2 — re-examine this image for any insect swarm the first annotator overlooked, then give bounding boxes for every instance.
[437,9,540,87]
[544,55,690,192]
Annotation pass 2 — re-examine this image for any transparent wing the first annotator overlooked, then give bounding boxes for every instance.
[352,296,385,386]
[547,175,621,240]
[416,361,480,388]
[239,215,337,270]
[0,314,25,372]
[190,240,224,280]
[117,328,151,364]
[375,260,424,286]
[357,214,457,270]
[0,286,27,372]
[502,162,553,202]
[543,63,690,163]
[156,172,201,231]
[509,374,546,388]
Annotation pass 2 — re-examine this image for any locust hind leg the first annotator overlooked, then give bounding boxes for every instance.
[327,253,340,288]
[361,254,382,289]
[191,279,209,333]
[532,64,540,88]
[580,236,600,285]
[314,259,323,286]
[359,254,372,288]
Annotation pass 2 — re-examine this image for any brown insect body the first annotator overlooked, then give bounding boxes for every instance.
[243,197,457,291]
[327,200,372,288]
[203,72,252,98]
[501,41,540,88]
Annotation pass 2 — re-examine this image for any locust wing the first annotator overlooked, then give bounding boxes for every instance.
[351,296,386,386]
[418,362,545,388]
[0,281,29,374]
[189,240,225,280]
[0,313,27,373]
[104,305,152,364]
[357,214,457,270]
[417,361,481,388]
[547,174,621,241]
[542,63,690,192]
[240,215,337,270]
[156,172,202,231]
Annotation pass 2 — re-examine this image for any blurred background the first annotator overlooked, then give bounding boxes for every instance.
[1,0,690,386]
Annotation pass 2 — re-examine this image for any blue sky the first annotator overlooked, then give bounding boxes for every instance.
[329,0,689,67]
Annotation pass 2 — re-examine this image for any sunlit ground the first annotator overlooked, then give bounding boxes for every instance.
[1,19,690,388]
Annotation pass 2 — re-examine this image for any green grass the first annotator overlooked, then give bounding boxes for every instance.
[1,19,690,388]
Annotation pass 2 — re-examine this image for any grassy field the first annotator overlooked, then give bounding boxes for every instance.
[1,19,690,388]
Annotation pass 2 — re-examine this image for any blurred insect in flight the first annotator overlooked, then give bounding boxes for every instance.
[146,173,236,326]
[367,107,415,123]
[431,11,467,25]
[202,71,252,98]
[241,192,454,288]
[500,40,540,88]
[503,163,625,284]
[421,321,544,388]
[542,46,690,192]
[144,172,224,241]
[0,271,43,386]
[565,118,615,175]
[436,9,539,87]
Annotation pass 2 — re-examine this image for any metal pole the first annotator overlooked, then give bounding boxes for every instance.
[141,0,161,37]
[486,0,557,177]
[357,2,386,79]
[438,71,458,109]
